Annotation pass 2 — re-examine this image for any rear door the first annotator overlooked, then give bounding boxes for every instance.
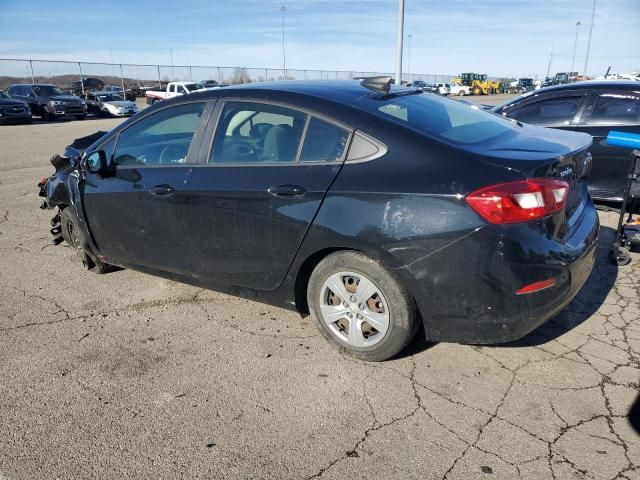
[571,90,640,200]
[181,100,351,290]
[82,100,212,273]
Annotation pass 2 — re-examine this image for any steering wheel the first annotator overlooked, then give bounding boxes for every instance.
[158,144,188,164]
[221,140,257,162]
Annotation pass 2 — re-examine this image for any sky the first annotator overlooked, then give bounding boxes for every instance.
[1,0,639,79]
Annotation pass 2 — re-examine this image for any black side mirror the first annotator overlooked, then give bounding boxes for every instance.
[84,150,110,175]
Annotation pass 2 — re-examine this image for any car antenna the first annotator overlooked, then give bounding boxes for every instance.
[360,76,392,94]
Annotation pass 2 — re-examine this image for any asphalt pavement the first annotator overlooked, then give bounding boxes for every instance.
[0,96,638,479]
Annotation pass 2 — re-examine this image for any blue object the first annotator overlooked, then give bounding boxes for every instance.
[606,131,640,150]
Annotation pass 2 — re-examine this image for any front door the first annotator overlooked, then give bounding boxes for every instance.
[181,100,351,290]
[82,101,211,273]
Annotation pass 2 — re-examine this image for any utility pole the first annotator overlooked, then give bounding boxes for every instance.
[170,48,174,80]
[583,0,596,76]
[546,43,554,78]
[280,5,287,78]
[571,22,581,74]
[407,33,412,82]
[394,0,405,85]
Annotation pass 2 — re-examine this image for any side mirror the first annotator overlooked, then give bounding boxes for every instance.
[84,150,109,174]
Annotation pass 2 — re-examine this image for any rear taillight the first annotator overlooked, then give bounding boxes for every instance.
[466,179,569,224]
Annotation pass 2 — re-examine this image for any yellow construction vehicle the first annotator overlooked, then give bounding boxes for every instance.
[459,73,500,95]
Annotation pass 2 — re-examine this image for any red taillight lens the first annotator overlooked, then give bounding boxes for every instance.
[516,278,557,295]
[466,179,569,224]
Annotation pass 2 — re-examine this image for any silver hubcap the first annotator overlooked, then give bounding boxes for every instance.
[319,271,390,348]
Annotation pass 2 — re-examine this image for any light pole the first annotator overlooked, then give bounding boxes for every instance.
[280,5,287,78]
[407,33,412,82]
[583,0,596,76]
[170,48,174,80]
[546,43,554,78]
[571,21,581,74]
[394,0,405,85]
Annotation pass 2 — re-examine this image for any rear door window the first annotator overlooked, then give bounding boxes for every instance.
[587,93,640,125]
[210,102,307,163]
[300,118,349,162]
[509,96,583,126]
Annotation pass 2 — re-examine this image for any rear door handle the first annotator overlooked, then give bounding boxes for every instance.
[150,185,175,196]
[267,184,306,197]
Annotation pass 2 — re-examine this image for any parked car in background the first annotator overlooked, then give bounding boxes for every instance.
[431,83,450,95]
[6,84,87,121]
[145,81,205,104]
[0,90,32,124]
[41,78,597,361]
[506,78,535,94]
[449,82,471,96]
[408,80,429,90]
[85,91,139,117]
[102,85,136,101]
[491,80,640,202]
[196,80,220,89]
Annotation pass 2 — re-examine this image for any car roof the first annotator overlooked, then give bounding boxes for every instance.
[537,80,640,93]
[188,80,411,107]
[12,83,55,86]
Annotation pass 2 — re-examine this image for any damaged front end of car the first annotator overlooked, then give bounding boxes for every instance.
[37,130,107,245]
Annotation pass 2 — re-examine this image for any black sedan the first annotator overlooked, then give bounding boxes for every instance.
[41,79,598,361]
[491,80,640,202]
[0,91,32,124]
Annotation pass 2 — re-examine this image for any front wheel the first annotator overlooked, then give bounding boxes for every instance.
[307,251,418,361]
[60,208,114,274]
[458,90,465,96]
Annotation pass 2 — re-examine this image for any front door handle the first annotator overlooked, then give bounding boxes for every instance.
[150,185,175,196]
[267,184,306,197]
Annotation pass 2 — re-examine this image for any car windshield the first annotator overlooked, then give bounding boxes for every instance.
[32,85,64,96]
[0,91,9,99]
[98,94,123,102]
[357,92,519,146]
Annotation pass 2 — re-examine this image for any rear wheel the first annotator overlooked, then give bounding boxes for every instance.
[307,251,418,361]
[458,90,465,96]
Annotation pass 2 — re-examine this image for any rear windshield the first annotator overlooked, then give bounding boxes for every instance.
[357,92,518,145]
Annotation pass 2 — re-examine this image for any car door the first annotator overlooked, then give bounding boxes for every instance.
[181,100,351,290]
[570,90,640,201]
[81,100,213,273]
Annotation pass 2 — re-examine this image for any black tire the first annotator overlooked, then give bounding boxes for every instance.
[75,115,86,120]
[41,108,51,121]
[307,251,418,361]
[60,208,113,274]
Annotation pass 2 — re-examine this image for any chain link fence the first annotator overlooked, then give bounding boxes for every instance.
[0,58,454,94]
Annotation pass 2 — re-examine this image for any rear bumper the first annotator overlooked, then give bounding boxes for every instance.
[401,201,599,344]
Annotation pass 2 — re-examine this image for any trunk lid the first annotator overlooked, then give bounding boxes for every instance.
[469,123,593,223]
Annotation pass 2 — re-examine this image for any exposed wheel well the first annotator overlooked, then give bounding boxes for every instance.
[294,247,358,315]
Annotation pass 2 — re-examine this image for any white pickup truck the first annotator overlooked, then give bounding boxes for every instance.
[448,82,471,96]
[145,82,204,104]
